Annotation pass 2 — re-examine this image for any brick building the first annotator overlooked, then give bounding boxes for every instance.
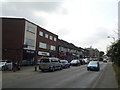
[2,17,58,65]
[36,26,58,60]
[58,39,83,62]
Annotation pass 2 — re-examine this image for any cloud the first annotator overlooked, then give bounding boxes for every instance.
[2,2,63,26]
[1,0,118,52]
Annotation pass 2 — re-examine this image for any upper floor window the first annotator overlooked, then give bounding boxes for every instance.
[50,35,53,40]
[26,38,35,47]
[39,31,43,36]
[45,34,48,38]
[39,42,47,49]
[50,45,56,51]
[27,26,35,33]
[54,37,57,41]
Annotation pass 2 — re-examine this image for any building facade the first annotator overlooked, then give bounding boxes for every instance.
[58,39,83,62]
[2,17,99,67]
[36,26,58,60]
[2,17,58,66]
[85,47,99,58]
[2,18,25,65]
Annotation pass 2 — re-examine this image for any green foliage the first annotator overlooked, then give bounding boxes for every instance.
[99,51,104,57]
[113,63,120,89]
[107,40,120,66]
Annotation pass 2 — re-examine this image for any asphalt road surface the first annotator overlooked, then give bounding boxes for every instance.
[2,62,118,88]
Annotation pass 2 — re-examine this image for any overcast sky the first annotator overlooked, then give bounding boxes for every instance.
[1,0,119,52]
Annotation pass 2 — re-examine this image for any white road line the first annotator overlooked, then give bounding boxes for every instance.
[91,63,107,88]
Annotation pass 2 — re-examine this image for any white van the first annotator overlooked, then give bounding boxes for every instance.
[39,57,63,72]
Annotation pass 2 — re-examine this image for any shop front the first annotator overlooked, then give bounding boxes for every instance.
[22,49,36,66]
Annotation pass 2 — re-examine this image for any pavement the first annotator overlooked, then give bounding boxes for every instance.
[2,65,38,73]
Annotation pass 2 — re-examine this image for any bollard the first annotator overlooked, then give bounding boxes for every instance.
[35,66,37,71]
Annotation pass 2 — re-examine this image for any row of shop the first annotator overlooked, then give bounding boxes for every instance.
[22,49,85,66]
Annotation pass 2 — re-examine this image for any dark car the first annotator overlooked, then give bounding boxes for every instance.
[87,61,100,71]
[79,59,85,65]
[60,60,70,68]
[99,57,103,61]
[70,60,80,66]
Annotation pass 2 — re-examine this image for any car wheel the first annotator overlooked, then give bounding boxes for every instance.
[60,66,63,70]
[2,66,5,71]
[39,66,41,70]
[51,67,55,72]
[41,70,44,72]
[87,68,89,71]
[97,68,100,71]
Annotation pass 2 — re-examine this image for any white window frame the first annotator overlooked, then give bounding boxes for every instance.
[50,45,56,51]
[54,37,57,41]
[39,42,47,49]
[27,26,35,33]
[39,31,43,36]
[26,38,35,47]
[50,35,53,40]
[45,33,48,38]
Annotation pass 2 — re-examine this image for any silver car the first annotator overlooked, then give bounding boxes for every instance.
[39,57,63,72]
[87,61,100,71]
[0,61,6,71]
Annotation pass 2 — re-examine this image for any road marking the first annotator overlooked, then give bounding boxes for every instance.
[91,64,107,88]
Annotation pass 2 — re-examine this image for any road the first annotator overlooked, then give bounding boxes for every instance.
[2,62,118,88]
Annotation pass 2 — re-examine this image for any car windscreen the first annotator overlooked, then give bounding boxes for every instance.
[40,59,49,63]
[51,59,59,62]
[71,60,77,63]
[60,60,67,63]
[88,61,98,65]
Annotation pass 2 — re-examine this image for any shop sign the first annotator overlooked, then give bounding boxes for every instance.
[25,50,35,54]
[38,51,50,56]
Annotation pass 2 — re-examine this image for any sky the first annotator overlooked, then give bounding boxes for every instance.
[1,0,119,53]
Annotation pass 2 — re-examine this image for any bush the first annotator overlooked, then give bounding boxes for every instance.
[113,63,120,89]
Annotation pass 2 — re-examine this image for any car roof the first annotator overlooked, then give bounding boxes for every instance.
[89,61,98,64]
[41,57,58,59]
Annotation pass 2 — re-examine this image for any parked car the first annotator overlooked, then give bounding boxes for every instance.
[99,57,103,61]
[87,61,100,71]
[79,59,85,65]
[5,60,13,70]
[0,61,6,71]
[0,60,13,71]
[92,58,98,61]
[60,60,70,68]
[83,58,89,64]
[103,58,107,63]
[70,60,80,66]
[39,57,63,72]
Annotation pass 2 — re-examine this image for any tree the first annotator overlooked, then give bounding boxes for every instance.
[107,40,120,66]
[99,51,104,57]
